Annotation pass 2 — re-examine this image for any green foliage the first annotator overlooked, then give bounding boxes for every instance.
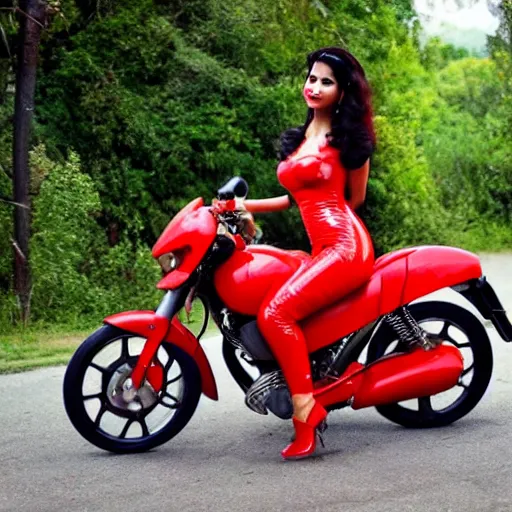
[0,97,13,293]
[24,146,164,324]
[421,38,470,71]
[365,115,448,254]
[437,58,503,117]
[30,146,102,319]
[0,0,511,328]
[84,239,162,318]
[421,57,512,227]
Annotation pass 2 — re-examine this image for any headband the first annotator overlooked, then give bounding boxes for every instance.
[314,52,351,88]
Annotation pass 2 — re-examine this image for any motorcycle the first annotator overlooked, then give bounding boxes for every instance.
[63,177,512,453]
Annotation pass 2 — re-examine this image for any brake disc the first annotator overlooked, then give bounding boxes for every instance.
[106,363,158,412]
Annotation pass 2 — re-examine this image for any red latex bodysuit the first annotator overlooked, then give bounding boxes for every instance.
[257,142,375,395]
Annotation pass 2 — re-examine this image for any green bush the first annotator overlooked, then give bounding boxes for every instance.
[0,0,510,328]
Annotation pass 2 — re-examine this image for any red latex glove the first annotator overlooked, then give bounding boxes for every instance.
[211,198,237,215]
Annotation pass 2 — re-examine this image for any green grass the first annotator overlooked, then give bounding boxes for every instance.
[0,305,219,374]
[0,329,91,374]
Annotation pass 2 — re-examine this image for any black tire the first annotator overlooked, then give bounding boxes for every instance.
[366,301,493,428]
[63,324,202,453]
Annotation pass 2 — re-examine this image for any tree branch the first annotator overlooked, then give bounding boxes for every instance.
[0,195,30,208]
[0,6,46,29]
[11,238,26,262]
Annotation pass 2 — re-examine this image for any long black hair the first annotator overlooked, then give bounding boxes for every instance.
[279,47,376,170]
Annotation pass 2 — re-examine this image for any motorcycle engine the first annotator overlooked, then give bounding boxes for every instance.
[230,320,339,419]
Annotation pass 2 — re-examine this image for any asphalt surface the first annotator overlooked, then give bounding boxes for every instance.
[1,253,512,512]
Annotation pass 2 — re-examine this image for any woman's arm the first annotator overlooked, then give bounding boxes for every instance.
[244,195,291,214]
[346,159,370,211]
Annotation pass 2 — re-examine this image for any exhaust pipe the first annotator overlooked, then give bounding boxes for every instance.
[315,345,464,410]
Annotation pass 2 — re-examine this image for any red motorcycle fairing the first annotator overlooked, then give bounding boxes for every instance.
[152,198,218,290]
[213,245,310,316]
[303,245,482,352]
[104,311,218,401]
[216,244,482,352]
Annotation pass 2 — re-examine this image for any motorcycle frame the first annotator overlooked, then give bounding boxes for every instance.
[103,272,512,405]
[104,196,512,401]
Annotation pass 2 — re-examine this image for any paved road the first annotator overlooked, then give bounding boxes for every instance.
[1,253,512,512]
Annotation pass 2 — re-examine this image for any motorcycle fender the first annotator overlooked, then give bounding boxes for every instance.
[104,311,218,400]
[164,318,218,401]
[457,277,512,342]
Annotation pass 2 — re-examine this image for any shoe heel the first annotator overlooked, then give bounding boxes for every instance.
[281,402,328,460]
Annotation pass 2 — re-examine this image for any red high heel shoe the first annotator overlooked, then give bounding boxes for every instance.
[281,401,328,460]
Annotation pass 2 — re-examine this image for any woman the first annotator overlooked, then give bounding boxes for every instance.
[244,47,376,459]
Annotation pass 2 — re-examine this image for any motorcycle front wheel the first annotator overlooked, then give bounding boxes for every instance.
[63,324,202,453]
[366,301,493,428]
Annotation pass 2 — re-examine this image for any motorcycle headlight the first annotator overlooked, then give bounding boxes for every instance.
[158,252,179,273]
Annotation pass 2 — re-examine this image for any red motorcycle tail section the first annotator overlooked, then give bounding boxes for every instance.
[104,311,218,401]
[303,246,482,352]
[314,344,464,409]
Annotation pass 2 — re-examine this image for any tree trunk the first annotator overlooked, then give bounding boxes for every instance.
[12,0,47,325]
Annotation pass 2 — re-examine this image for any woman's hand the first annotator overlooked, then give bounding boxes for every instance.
[211,198,237,215]
[346,159,370,211]
[211,198,258,244]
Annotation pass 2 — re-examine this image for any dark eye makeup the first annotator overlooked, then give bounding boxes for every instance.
[308,75,335,85]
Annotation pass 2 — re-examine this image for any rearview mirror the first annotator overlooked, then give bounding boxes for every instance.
[217,177,249,200]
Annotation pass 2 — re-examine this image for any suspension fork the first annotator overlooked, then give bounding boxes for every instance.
[104,288,189,389]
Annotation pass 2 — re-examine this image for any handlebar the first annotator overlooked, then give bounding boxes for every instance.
[210,198,258,245]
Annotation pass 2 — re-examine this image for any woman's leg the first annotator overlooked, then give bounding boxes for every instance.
[257,246,373,425]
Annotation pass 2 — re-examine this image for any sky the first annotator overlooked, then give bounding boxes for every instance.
[413,0,501,52]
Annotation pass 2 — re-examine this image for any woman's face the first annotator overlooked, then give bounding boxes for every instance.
[303,61,341,110]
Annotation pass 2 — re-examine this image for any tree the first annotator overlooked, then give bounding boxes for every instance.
[12,0,49,323]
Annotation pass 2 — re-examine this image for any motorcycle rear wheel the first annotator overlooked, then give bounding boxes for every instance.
[366,301,493,428]
[63,324,201,453]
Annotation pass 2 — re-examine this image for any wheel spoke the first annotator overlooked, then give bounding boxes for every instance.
[160,392,180,409]
[164,357,176,373]
[461,364,474,377]
[121,337,130,359]
[83,392,103,401]
[90,362,107,374]
[119,419,134,439]
[139,418,150,437]
[166,374,182,386]
[457,379,469,389]
[160,402,180,410]
[418,397,434,417]
[439,321,450,340]
[455,342,471,349]
[94,403,107,428]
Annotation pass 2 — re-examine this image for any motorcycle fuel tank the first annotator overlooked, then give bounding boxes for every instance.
[213,245,306,316]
